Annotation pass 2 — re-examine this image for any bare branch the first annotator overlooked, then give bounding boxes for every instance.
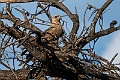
[0,0,120,80]
[89,0,113,35]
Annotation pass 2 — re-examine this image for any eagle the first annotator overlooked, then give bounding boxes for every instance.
[41,15,63,44]
[19,15,63,66]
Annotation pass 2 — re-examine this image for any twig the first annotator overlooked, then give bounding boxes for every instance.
[110,53,118,64]
[4,54,18,80]
[37,2,51,20]
[2,37,25,49]
[89,0,113,35]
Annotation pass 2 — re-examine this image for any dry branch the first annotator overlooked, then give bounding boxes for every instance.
[0,0,120,80]
[89,0,113,35]
[0,70,29,80]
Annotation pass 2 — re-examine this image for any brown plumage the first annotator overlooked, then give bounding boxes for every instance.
[41,15,63,43]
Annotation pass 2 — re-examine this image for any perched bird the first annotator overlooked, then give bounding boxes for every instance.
[41,15,63,44]
[110,20,117,28]
[19,15,63,66]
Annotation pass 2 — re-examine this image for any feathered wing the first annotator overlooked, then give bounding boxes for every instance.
[41,24,63,43]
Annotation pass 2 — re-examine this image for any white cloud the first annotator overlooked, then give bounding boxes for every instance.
[102,31,120,64]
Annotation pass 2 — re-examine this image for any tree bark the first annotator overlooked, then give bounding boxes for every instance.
[0,70,30,80]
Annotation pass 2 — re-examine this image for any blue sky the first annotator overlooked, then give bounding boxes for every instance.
[0,0,120,69]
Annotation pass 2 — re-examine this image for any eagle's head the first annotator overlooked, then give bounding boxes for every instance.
[51,15,61,24]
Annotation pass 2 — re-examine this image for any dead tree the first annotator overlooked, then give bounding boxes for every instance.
[0,0,120,80]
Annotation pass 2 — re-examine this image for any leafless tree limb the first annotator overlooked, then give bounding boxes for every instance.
[0,0,120,80]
